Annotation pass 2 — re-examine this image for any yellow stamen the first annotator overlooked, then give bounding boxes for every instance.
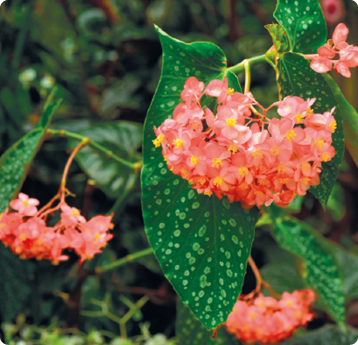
[301,177,310,185]
[173,139,183,148]
[227,88,235,96]
[258,179,266,186]
[212,158,223,168]
[249,311,256,319]
[191,156,199,165]
[227,145,237,153]
[315,139,324,149]
[23,200,29,207]
[295,114,304,123]
[188,179,194,184]
[306,108,314,118]
[213,177,223,187]
[286,300,294,307]
[321,152,330,162]
[254,190,264,196]
[238,167,249,177]
[95,234,101,239]
[329,121,337,133]
[192,122,199,130]
[180,168,189,175]
[277,164,286,173]
[198,177,206,185]
[300,162,310,172]
[286,130,296,141]
[278,178,289,184]
[270,147,280,156]
[164,156,168,163]
[204,191,213,197]
[252,150,263,159]
[19,233,27,241]
[226,117,236,127]
[71,209,80,216]
[152,134,165,147]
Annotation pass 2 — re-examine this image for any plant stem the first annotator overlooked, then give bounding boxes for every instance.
[244,60,251,93]
[225,51,276,75]
[248,256,262,293]
[46,128,141,173]
[95,248,154,274]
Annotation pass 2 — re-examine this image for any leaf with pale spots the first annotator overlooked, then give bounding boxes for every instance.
[276,52,344,208]
[176,299,240,345]
[274,0,327,54]
[0,96,61,212]
[265,24,289,54]
[270,208,346,330]
[141,26,260,330]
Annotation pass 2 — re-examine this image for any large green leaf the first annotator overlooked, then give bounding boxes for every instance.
[281,325,358,345]
[273,0,327,54]
[0,97,61,212]
[176,300,240,345]
[322,73,358,167]
[67,120,142,198]
[141,27,260,330]
[270,210,345,329]
[277,52,344,208]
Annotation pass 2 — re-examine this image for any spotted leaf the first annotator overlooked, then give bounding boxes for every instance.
[265,24,289,54]
[274,0,327,54]
[141,26,260,330]
[270,208,346,330]
[277,52,344,208]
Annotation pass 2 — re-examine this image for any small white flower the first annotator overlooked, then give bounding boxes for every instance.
[351,340,358,345]
[0,339,7,345]
[0,0,7,6]
[352,0,358,5]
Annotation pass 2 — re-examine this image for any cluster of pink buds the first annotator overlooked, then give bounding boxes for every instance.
[153,76,336,209]
[309,23,358,77]
[225,290,316,344]
[0,193,113,265]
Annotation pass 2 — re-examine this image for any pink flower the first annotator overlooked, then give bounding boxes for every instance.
[10,193,39,216]
[60,205,86,226]
[310,57,333,73]
[180,76,204,102]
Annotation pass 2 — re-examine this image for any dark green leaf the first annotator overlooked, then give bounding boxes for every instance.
[141,26,260,330]
[265,24,289,54]
[277,52,344,207]
[68,120,142,198]
[0,246,33,321]
[322,73,358,167]
[270,211,345,329]
[274,0,327,54]
[281,325,358,345]
[176,300,240,345]
[0,98,61,212]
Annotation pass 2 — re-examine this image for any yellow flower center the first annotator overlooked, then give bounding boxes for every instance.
[191,156,199,165]
[279,178,289,184]
[226,117,236,127]
[301,177,310,185]
[286,130,296,141]
[164,156,168,162]
[306,108,314,118]
[23,200,29,207]
[252,150,263,159]
[95,234,101,239]
[321,152,330,162]
[300,162,310,172]
[152,134,165,147]
[198,177,206,185]
[329,121,337,133]
[213,177,223,187]
[238,167,249,177]
[180,168,189,175]
[227,145,237,153]
[204,191,213,197]
[295,114,304,123]
[173,139,183,148]
[270,147,280,156]
[71,209,80,216]
[315,139,324,149]
[19,233,27,241]
[227,88,235,96]
[254,190,264,196]
[212,158,223,168]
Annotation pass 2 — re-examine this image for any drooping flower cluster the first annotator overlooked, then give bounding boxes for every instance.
[225,290,316,344]
[310,23,358,77]
[0,193,114,264]
[153,77,336,209]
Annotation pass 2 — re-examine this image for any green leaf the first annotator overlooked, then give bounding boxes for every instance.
[67,120,142,198]
[322,73,358,167]
[273,0,327,54]
[176,300,240,345]
[0,246,33,320]
[277,52,344,208]
[141,26,260,330]
[281,325,358,345]
[270,211,346,329]
[265,24,289,54]
[0,97,61,212]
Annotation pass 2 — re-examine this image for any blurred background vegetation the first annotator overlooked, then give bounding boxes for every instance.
[1,0,358,344]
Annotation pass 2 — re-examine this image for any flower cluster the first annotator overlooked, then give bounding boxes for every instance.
[310,23,358,77]
[153,77,336,209]
[0,193,114,264]
[225,290,316,344]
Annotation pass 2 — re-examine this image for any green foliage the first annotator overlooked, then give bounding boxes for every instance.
[273,0,327,54]
[141,27,260,330]
[270,209,346,329]
[276,53,344,208]
[0,95,61,212]
[264,24,289,54]
[176,300,238,345]
[67,120,142,198]
[322,73,358,168]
